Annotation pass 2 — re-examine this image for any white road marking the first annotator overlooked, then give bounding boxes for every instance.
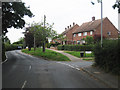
[76,68,80,71]
[29,65,32,70]
[21,80,27,89]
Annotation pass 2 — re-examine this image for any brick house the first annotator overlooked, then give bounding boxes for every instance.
[61,22,79,45]
[72,17,119,44]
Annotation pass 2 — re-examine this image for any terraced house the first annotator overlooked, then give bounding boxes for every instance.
[60,17,119,45]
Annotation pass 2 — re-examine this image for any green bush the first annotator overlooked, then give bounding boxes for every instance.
[57,45,94,51]
[5,44,23,51]
[93,40,120,75]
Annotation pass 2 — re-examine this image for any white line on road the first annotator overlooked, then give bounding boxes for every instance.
[21,80,27,89]
[29,65,32,70]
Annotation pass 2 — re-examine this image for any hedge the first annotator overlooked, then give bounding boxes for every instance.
[5,44,23,51]
[93,40,120,75]
[57,45,94,51]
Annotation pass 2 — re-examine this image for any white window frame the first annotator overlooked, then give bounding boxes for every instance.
[90,31,93,35]
[73,34,76,37]
[83,32,87,36]
[78,33,82,36]
[77,41,80,44]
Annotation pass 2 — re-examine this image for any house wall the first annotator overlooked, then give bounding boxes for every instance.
[73,31,94,41]
[95,18,118,39]
[65,24,79,41]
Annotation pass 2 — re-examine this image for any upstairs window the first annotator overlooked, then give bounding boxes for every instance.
[78,33,82,36]
[107,32,111,36]
[90,31,93,35]
[83,32,87,36]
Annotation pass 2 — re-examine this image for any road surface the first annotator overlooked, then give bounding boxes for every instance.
[3,50,108,88]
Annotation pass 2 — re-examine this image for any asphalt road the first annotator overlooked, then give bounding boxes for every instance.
[3,50,109,88]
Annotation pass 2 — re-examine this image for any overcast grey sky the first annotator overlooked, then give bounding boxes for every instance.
[6,0,118,43]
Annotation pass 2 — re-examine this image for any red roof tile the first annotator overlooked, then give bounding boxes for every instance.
[73,17,106,33]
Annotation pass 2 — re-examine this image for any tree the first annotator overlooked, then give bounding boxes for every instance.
[4,36,11,44]
[113,1,120,13]
[24,32,34,51]
[2,2,33,35]
[85,36,94,45]
[25,22,57,52]
[13,37,24,44]
[93,34,106,43]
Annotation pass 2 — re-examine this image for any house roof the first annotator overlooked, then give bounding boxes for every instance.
[62,24,79,35]
[73,17,107,34]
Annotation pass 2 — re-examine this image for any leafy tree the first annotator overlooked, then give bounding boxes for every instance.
[25,22,57,52]
[2,2,33,35]
[4,36,11,44]
[85,36,94,45]
[93,34,106,43]
[13,37,24,44]
[24,32,34,51]
[113,1,120,13]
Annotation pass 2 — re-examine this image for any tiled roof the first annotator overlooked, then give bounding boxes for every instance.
[62,24,79,35]
[73,17,106,33]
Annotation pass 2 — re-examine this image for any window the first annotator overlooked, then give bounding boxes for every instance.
[90,31,93,35]
[77,41,80,44]
[78,33,82,36]
[83,32,87,36]
[107,32,111,36]
[73,34,76,37]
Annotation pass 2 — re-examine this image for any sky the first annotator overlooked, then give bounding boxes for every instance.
[6,0,118,43]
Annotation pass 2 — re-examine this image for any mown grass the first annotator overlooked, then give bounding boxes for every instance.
[22,48,70,61]
[64,51,94,61]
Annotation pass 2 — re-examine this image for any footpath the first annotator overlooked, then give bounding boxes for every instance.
[48,48,119,88]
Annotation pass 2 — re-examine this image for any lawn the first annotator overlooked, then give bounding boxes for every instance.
[64,51,94,61]
[22,48,70,61]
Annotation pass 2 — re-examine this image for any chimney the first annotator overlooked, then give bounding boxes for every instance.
[73,22,75,26]
[92,16,95,21]
[70,25,71,28]
[65,28,67,30]
[67,26,69,29]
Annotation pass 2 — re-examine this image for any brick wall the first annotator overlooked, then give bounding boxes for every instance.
[65,24,79,41]
[95,18,118,39]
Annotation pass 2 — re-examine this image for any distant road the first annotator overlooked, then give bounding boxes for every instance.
[3,50,108,88]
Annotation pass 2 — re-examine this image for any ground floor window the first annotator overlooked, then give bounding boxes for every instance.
[77,41,80,44]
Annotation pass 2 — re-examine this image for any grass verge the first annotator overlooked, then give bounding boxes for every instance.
[22,48,70,61]
[64,51,94,61]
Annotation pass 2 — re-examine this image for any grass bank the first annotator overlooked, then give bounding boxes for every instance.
[64,51,94,61]
[22,48,70,61]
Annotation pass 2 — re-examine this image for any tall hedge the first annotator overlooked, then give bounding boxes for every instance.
[93,40,120,75]
[57,45,94,51]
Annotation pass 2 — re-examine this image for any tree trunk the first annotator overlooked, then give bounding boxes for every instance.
[43,41,45,52]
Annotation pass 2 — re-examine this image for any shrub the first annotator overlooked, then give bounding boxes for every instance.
[93,40,120,75]
[57,45,94,51]
[5,44,23,51]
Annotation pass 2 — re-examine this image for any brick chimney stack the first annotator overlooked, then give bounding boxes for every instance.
[65,28,67,30]
[73,22,75,26]
[67,26,69,29]
[92,16,95,21]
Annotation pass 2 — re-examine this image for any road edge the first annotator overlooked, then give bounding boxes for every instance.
[81,67,116,88]
[1,53,8,64]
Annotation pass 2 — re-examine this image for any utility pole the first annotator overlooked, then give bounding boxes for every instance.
[43,15,46,52]
[100,0,103,47]
[91,0,103,47]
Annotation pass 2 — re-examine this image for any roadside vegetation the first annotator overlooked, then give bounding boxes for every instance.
[22,48,70,61]
[64,51,94,61]
[93,39,120,75]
